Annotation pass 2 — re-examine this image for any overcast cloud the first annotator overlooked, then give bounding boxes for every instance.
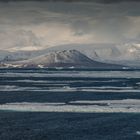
[0,0,140,51]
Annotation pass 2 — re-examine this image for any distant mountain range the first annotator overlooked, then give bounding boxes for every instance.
[1,43,140,68]
[0,49,123,68]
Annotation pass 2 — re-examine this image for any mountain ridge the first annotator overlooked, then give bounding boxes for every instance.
[0,49,123,68]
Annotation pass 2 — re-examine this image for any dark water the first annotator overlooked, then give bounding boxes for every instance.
[0,68,140,140]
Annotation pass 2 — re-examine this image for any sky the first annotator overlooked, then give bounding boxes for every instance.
[0,0,140,51]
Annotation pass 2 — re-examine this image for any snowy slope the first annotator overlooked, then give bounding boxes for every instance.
[4,50,122,68]
[0,43,140,67]
[44,43,140,67]
[0,44,122,62]
[46,43,140,60]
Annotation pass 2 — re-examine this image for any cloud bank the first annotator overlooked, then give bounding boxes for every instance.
[0,1,140,51]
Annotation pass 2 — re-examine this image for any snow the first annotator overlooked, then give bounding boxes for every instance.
[38,65,44,68]
[0,43,140,67]
[0,85,40,91]
[0,99,140,113]
[3,49,100,68]
[70,99,140,105]
[44,43,140,67]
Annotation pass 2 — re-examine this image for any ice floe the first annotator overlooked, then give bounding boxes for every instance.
[0,99,140,113]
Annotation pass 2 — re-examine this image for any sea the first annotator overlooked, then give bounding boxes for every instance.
[0,68,140,140]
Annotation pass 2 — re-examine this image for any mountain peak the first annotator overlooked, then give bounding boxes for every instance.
[1,49,123,68]
[19,49,94,66]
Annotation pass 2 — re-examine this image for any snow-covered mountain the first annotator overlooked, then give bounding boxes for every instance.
[40,44,122,60]
[47,43,140,60]
[0,50,123,68]
[1,43,140,68]
[46,43,140,67]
